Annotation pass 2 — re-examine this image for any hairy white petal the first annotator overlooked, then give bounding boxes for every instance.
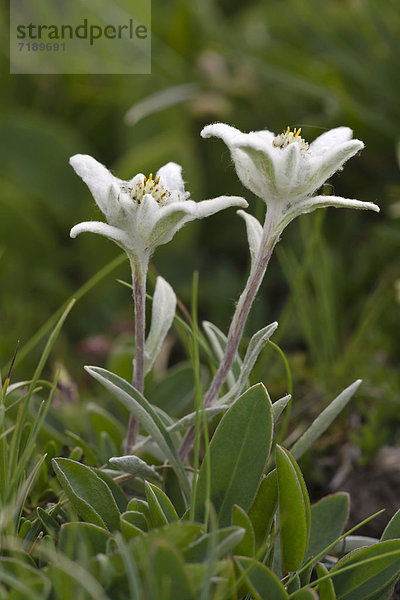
[145,277,177,374]
[309,127,353,154]
[70,221,131,249]
[275,142,301,196]
[70,154,117,216]
[277,195,379,233]
[190,195,248,218]
[306,139,365,195]
[230,145,277,200]
[156,162,186,193]
[201,122,243,144]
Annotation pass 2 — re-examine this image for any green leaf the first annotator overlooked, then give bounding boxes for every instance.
[36,507,59,539]
[148,541,195,600]
[145,481,179,524]
[235,557,289,600]
[248,471,278,548]
[127,498,151,527]
[145,276,176,375]
[276,445,311,572]
[84,366,190,499]
[184,527,245,563]
[232,505,256,557]
[293,589,319,599]
[94,468,128,513]
[132,522,204,559]
[365,578,399,600]
[109,454,162,482]
[52,458,120,531]
[144,482,170,527]
[58,522,112,560]
[194,383,273,526]
[330,540,400,599]
[381,508,400,541]
[121,511,147,540]
[290,381,361,460]
[305,493,349,564]
[316,562,337,600]
[203,321,242,389]
[272,396,291,422]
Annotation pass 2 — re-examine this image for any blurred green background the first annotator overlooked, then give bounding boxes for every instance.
[1,0,400,465]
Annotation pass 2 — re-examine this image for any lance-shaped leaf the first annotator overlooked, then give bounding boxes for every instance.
[276,445,311,572]
[203,321,242,389]
[304,493,349,564]
[216,322,278,406]
[232,505,256,557]
[235,557,289,600]
[194,383,273,526]
[145,481,178,525]
[272,395,291,422]
[145,276,176,374]
[293,589,319,599]
[290,380,361,460]
[316,562,337,600]
[381,508,400,542]
[237,210,264,267]
[248,471,278,548]
[84,366,190,499]
[184,527,245,563]
[52,458,121,531]
[109,455,161,482]
[330,540,400,599]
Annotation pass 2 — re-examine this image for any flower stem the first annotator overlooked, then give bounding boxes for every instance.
[125,259,147,453]
[179,215,279,460]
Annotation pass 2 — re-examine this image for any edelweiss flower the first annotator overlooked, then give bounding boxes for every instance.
[70,155,247,267]
[201,124,379,231]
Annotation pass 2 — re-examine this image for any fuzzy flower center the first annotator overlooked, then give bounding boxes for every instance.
[122,174,170,206]
[272,127,309,152]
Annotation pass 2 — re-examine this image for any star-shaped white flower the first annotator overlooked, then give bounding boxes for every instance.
[70,155,247,267]
[201,124,379,232]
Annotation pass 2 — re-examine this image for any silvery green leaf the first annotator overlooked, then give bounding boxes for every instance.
[290,380,362,460]
[109,455,162,482]
[84,366,190,499]
[216,321,278,405]
[144,276,176,374]
[272,395,291,422]
[237,210,264,267]
[203,321,242,389]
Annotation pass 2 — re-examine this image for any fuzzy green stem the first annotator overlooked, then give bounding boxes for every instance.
[125,258,148,453]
